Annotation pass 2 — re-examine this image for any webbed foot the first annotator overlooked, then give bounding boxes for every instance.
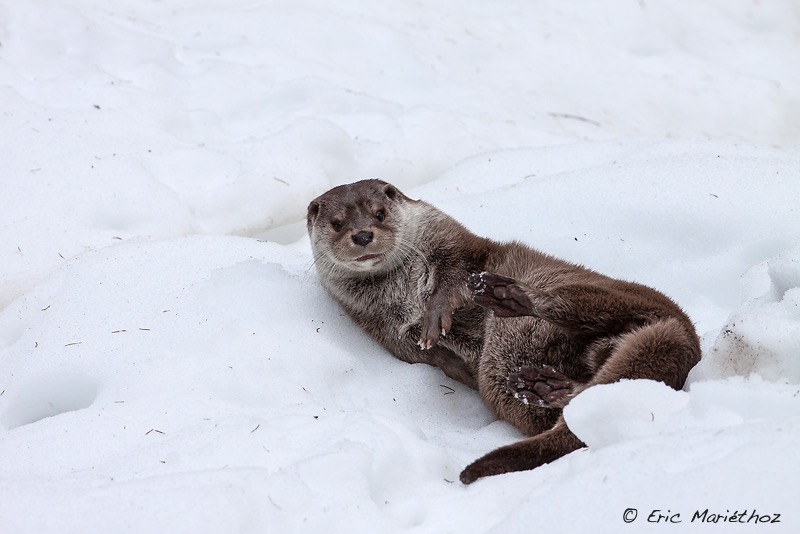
[469,272,534,318]
[506,364,579,409]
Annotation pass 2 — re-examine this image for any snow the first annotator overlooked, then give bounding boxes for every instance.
[1,0,799,532]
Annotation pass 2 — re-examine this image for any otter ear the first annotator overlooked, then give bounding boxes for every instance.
[383,183,398,200]
[307,201,320,221]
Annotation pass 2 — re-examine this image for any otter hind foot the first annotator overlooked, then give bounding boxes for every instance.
[506,365,579,409]
[469,272,533,317]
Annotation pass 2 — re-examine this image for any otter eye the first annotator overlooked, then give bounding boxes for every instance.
[331,220,343,232]
[375,210,385,222]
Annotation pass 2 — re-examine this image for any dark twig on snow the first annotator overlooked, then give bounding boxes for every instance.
[548,112,601,127]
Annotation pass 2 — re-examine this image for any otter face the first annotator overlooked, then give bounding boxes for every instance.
[307,179,409,274]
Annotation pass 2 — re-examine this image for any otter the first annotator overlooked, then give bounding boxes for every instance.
[307,179,700,484]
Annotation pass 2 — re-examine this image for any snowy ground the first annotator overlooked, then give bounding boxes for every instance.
[1,1,799,532]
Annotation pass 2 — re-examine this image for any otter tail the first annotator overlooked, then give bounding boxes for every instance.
[460,419,584,484]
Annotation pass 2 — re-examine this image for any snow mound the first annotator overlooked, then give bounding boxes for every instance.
[564,380,688,449]
[564,376,800,450]
[692,248,800,384]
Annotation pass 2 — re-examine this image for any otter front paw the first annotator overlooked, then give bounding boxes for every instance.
[418,315,446,350]
[469,272,533,318]
[506,365,578,409]
[418,294,456,350]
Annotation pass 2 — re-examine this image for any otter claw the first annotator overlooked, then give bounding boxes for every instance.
[468,272,487,294]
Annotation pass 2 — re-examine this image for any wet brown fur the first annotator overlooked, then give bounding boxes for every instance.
[307,179,701,484]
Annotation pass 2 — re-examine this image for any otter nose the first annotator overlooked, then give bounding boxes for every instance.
[352,231,374,247]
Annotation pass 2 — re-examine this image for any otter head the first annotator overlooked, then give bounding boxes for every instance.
[307,179,411,275]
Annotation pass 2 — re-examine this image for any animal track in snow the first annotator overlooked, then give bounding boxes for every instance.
[0,318,25,351]
[1,372,98,430]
